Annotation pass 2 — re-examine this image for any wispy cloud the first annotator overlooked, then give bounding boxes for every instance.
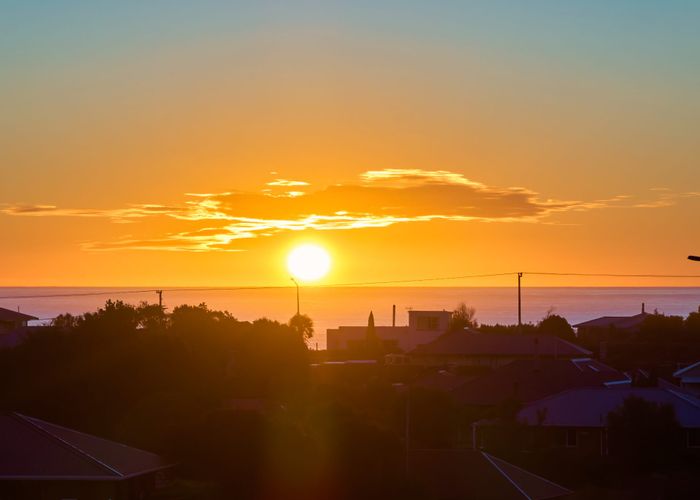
[361,168,486,188]
[266,179,310,187]
[2,169,696,252]
[0,203,186,222]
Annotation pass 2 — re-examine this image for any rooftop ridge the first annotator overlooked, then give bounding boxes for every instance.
[674,360,700,377]
[481,452,531,500]
[556,338,592,355]
[483,452,573,496]
[14,413,124,478]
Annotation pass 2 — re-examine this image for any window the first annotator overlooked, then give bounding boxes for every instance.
[416,316,439,331]
[566,428,578,448]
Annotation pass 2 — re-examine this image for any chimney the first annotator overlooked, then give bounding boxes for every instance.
[642,302,645,314]
[392,304,396,327]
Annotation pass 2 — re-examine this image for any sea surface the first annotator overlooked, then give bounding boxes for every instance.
[2,287,700,349]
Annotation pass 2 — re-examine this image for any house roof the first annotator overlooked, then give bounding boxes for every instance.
[410,331,590,358]
[0,412,173,480]
[674,360,700,380]
[517,387,700,428]
[572,312,649,330]
[0,307,37,323]
[451,359,629,406]
[407,449,572,499]
[414,370,475,392]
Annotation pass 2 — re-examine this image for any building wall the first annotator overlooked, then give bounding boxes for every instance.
[408,310,451,332]
[0,320,25,334]
[327,311,451,352]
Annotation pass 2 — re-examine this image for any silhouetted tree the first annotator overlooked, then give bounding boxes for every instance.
[135,301,166,331]
[537,313,575,340]
[78,299,140,336]
[639,313,685,342]
[364,311,383,357]
[479,323,538,335]
[607,396,683,472]
[685,306,700,337]
[51,313,79,330]
[449,303,478,331]
[289,313,314,341]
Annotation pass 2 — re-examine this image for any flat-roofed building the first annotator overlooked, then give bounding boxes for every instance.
[326,310,451,352]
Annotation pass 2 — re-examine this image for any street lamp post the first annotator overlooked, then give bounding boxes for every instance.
[291,277,300,315]
[517,272,523,328]
[689,256,700,262]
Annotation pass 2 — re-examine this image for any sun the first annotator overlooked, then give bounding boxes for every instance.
[287,244,331,282]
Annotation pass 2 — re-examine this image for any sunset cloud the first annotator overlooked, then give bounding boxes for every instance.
[266,179,310,187]
[0,203,186,222]
[2,169,695,252]
[361,168,487,188]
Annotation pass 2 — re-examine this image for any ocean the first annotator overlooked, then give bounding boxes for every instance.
[2,287,700,349]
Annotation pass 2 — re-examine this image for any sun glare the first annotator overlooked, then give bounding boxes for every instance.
[287,244,331,282]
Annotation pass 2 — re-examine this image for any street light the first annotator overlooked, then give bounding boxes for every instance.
[291,277,300,315]
[689,256,700,262]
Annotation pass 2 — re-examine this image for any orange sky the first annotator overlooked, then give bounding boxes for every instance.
[1,2,699,287]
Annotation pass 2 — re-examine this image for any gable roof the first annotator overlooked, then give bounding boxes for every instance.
[410,331,590,358]
[452,359,629,406]
[0,412,173,480]
[573,312,649,330]
[0,307,37,323]
[517,387,700,428]
[483,453,573,500]
[408,449,572,499]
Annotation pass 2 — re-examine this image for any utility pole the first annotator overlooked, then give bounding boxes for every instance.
[405,385,411,474]
[155,290,164,329]
[517,272,523,329]
[291,278,300,316]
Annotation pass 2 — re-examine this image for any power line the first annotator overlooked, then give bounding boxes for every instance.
[0,289,159,300]
[524,272,700,279]
[1,271,699,301]
[315,272,518,287]
[0,286,286,300]
[0,275,517,300]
